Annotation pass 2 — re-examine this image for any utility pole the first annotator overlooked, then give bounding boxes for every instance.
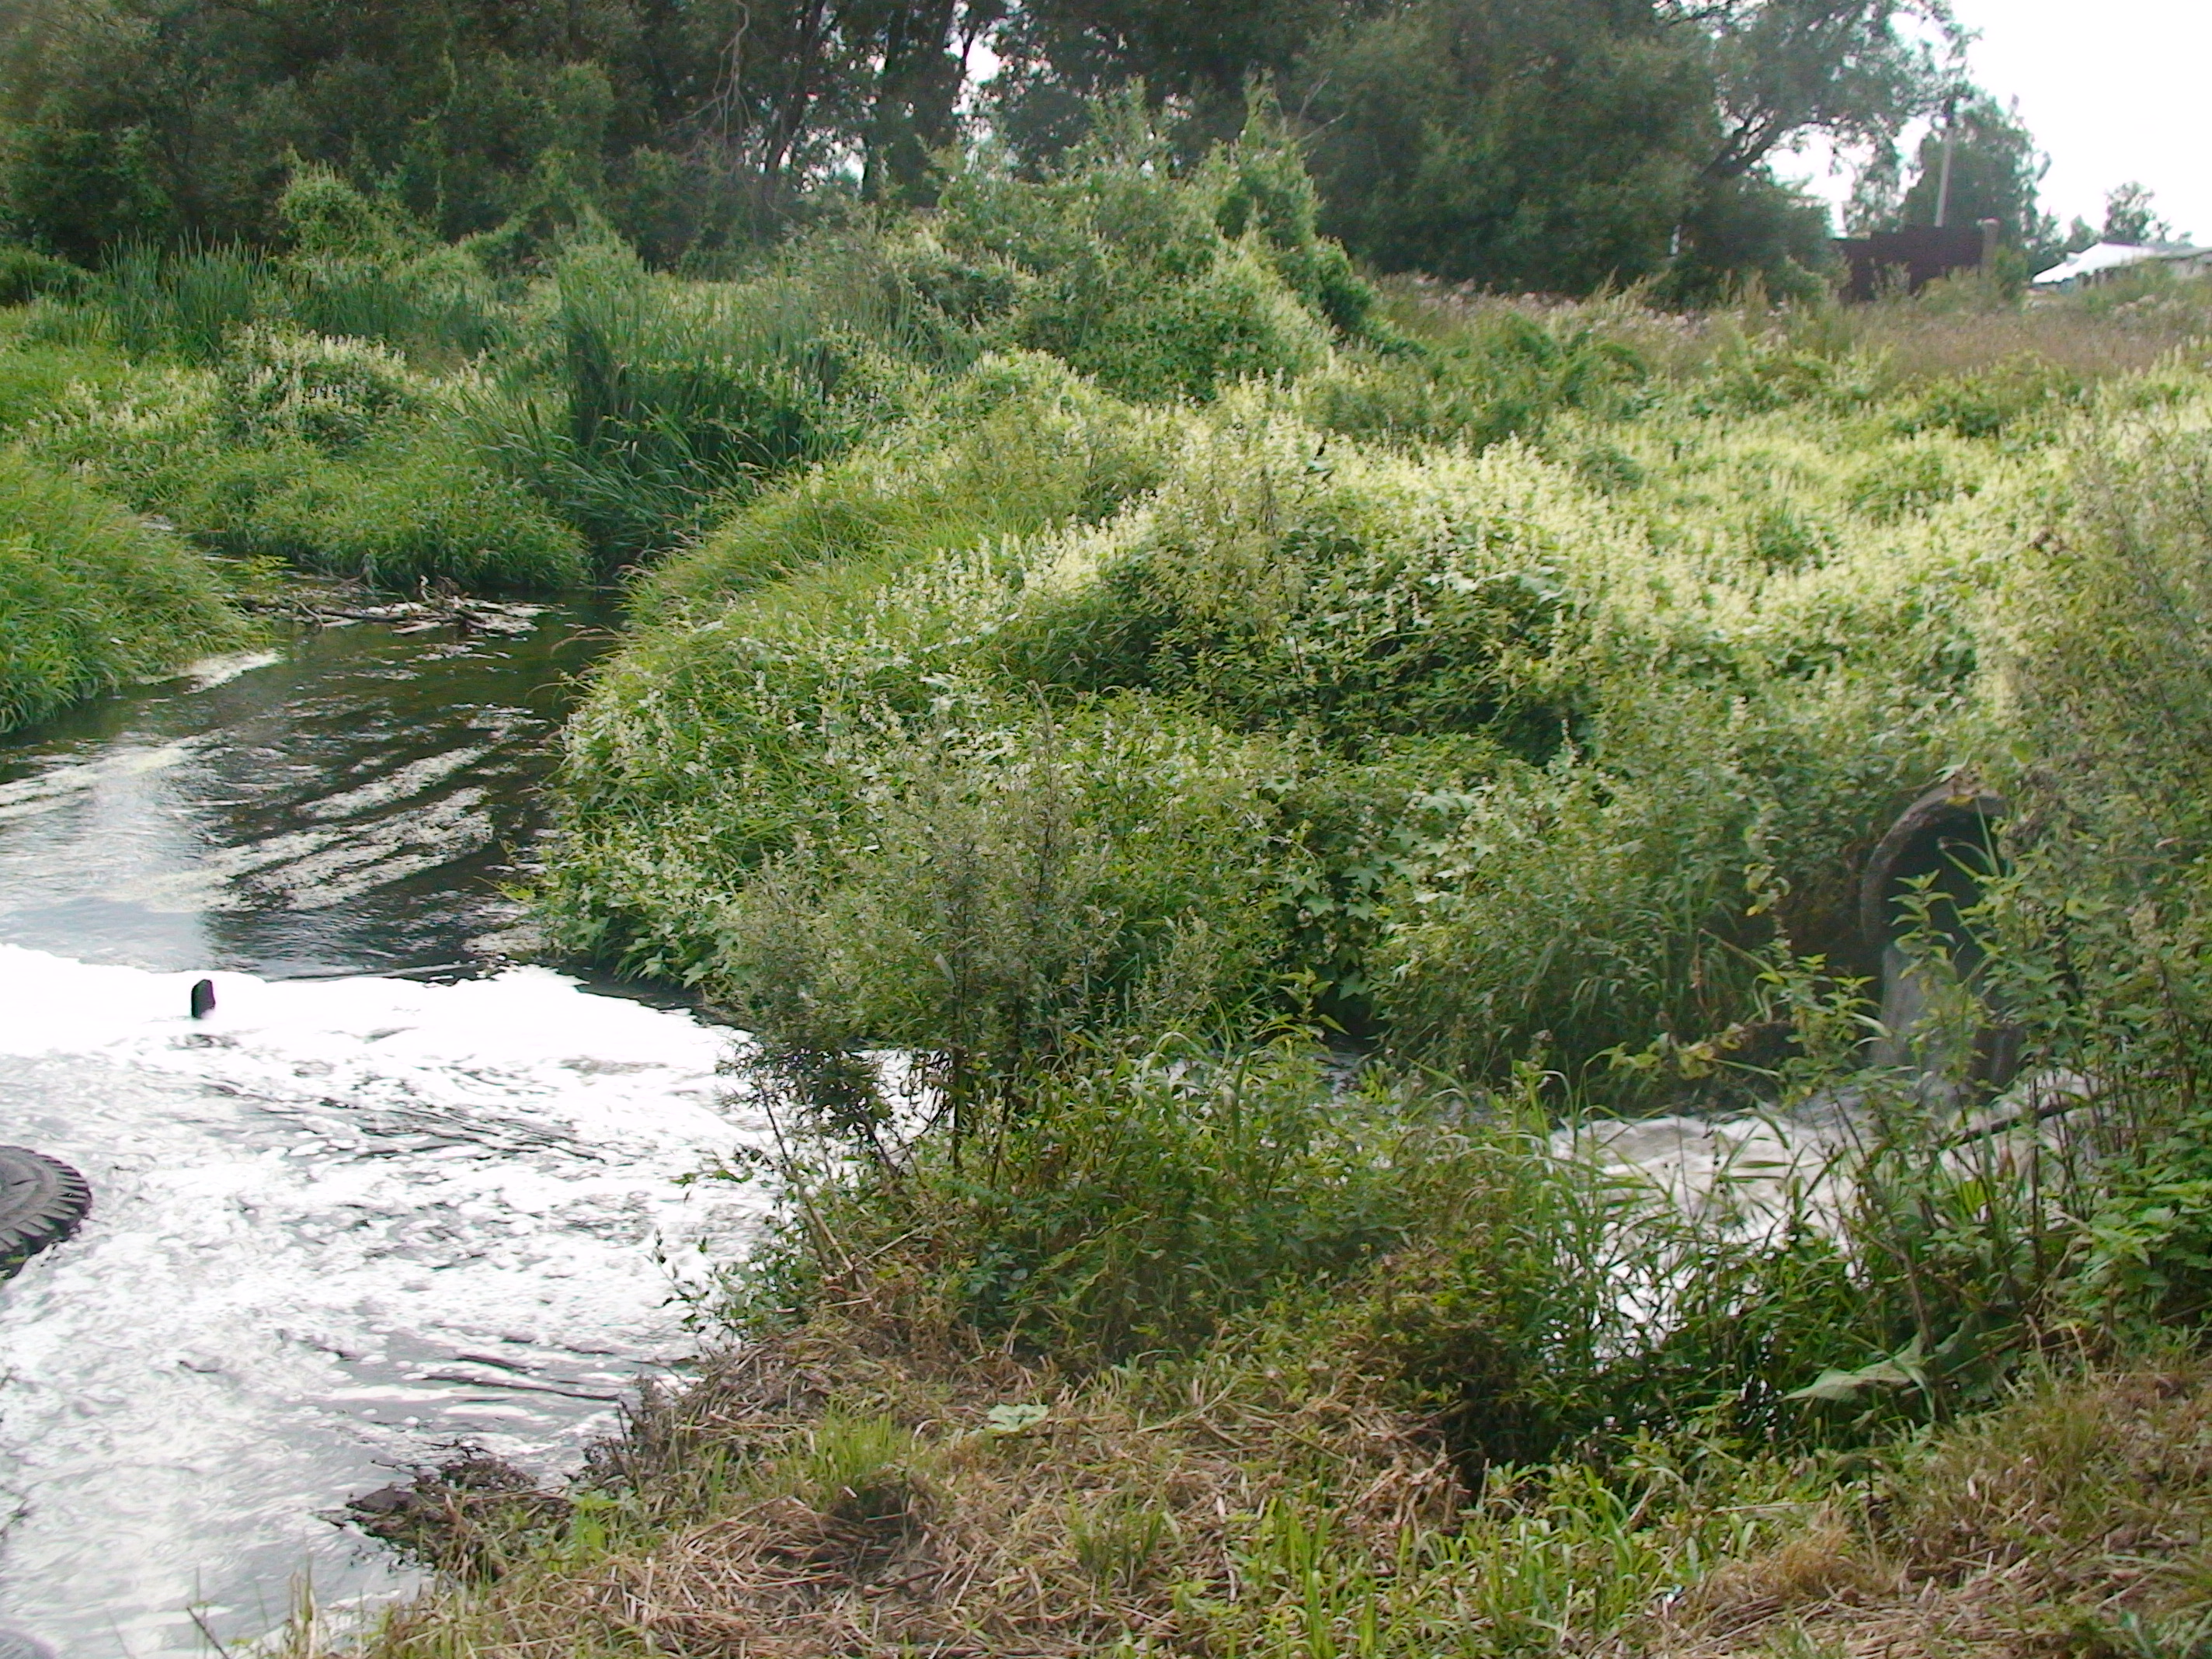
[1932,92,1959,228]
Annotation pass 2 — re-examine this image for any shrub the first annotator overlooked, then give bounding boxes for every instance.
[635,353,1177,623]
[216,326,423,450]
[1012,235,1329,402]
[0,453,246,730]
[285,246,511,361]
[2003,418,2212,854]
[173,436,588,591]
[732,1041,1419,1362]
[274,169,512,359]
[931,101,1365,402]
[557,389,1988,1078]
[0,245,85,306]
[997,409,1588,760]
[1897,360,2087,442]
[1305,313,1647,453]
[712,700,1299,1115]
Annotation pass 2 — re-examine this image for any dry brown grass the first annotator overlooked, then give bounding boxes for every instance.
[1837,299,2211,386]
[364,1312,1461,1658]
[1376,272,2212,389]
[345,1313,2212,1659]
[1649,1361,2212,1659]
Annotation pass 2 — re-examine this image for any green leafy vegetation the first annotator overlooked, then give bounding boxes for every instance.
[423,248,2212,1659]
[0,452,247,731]
[9,33,2212,1653]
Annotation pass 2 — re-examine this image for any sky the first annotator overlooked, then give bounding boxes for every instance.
[1779,0,2212,246]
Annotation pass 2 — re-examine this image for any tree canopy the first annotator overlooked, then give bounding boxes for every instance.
[0,0,1978,294]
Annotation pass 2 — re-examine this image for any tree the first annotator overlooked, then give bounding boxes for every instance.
[0,0,1000,261]
[2102,182,2172,246]
[1292,0,1946,294]
[1876,92,2053,247]
[983,0,1358,163]
[1689,0,1953,183]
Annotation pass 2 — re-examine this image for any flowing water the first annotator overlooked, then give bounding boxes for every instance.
[0,611,769,1656]
[0,603,1931,1657]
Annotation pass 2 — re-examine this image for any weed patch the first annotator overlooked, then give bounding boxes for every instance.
[0,453,248,731]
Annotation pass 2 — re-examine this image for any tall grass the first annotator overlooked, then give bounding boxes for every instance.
[85,242,284,363]
[465,238,923,566]
[0,453,248,731]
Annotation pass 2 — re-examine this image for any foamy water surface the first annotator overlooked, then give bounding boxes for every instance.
[0,617,768,1655]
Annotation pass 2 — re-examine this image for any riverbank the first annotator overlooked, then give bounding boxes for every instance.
[344,1323,2212,1659]
[353,265,2212,1659]
[9,123,2212,1655]
[0,451,249,732]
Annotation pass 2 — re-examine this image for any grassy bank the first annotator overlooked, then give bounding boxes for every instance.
[11,106,2212,1654]
[338,1335,2212,1659]
[0,450,249,732]
[329,206,2212,1659]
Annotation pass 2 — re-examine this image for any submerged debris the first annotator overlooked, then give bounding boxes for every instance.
[239,573,548,638]
[342,1449,572,1580]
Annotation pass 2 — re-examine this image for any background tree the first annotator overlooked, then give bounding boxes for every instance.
[1292,0,1948,294]
[2102,182,2172,245]
[0,0,1001,262]
[1294,0,1709,292]
[1845,89,2058,277]
[983,0,1356,163]
[0,0,1980,295]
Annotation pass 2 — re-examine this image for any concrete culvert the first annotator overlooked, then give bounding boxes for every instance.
[0,1146,92,1282]
[1859,775,2021,1091]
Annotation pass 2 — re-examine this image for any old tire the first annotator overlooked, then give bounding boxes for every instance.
[0,1146,92,1282]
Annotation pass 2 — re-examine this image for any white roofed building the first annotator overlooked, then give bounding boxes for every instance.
[2032,241,2212,290]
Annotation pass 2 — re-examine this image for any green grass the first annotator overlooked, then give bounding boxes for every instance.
[169,434,590,591]
[0,451,249,732]
[16,131,2212,1659]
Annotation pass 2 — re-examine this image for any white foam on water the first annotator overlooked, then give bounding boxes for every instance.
[302,748,492,822]
[179,652,285,693]
[0,745,201,827]
[0,947,769,1657]
[1569,1111,1849,1236]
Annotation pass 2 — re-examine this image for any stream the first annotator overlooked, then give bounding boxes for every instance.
[0,601,1894,1657]
[0,610,769,1656]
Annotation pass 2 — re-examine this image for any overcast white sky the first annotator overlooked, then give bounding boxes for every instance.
[1778,0,2212,244]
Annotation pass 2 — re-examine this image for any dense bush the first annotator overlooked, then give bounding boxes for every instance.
[634,354,1177,623]
[171,436,589,591]
[0,454,248,731]
[1303,312,1647,452]
[0,245,85,306]
[556,374,1995,1086]
[929,107,1365,402]
[216,327,423,449]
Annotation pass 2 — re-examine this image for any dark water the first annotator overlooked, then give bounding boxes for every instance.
[0,609,767,1657]
[0,607,614,976]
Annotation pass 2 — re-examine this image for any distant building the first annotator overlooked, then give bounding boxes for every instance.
[2030,242,2212,291]
[1831,224,1998,301]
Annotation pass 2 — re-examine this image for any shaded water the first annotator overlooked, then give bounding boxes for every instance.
[0,613,767,1655]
